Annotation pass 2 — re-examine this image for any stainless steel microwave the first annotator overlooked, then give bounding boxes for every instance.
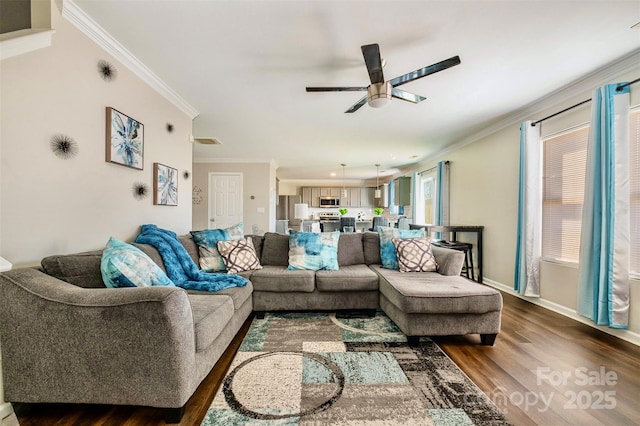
[319,197,340,207]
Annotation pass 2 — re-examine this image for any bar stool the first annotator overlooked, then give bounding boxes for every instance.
[431,240,475,281]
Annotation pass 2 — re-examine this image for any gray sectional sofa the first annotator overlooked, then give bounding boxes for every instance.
[0,230,502,423]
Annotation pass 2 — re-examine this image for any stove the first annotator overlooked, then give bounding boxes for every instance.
[318,212,340,221]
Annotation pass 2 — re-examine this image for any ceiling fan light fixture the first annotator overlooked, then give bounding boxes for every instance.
[367,81,392,108]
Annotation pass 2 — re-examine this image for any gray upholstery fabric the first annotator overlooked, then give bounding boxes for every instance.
[246,234,264,261]
[337,232,365,266]
[0,268,197,408]
[363,231,382,265]
[432,246,465,276]
[188,294,234,352]
[372,265,502,314]
[132,242,167,273]
[187,280,253,310]
[40,250,105,288]
[253,289,379,311]
[380,295,502,336]
[315,265,379,292]
[250,265,315,292]
[260,232,290,266]
[179,234,200,265]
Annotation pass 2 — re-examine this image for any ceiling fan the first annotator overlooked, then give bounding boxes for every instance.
[306,43,460,113]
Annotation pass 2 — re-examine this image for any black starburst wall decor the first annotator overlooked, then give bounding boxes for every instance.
[50,134,78,159]
[166,123,174,133]
[133,182,149,200]
[97,59,117,81]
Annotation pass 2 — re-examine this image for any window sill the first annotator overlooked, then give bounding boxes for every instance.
[0,28,56,61]
[540,257,579,269]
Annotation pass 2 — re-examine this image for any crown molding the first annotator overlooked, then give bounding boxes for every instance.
[193,157,275,164]
[412,49,640,171]
[61,0,198,119]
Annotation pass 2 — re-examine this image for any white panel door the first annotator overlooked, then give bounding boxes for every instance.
[208,173,243,229]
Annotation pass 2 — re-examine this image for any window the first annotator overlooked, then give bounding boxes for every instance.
[413,169,438,225]
[542,108,640,275]
[542,125,589,263]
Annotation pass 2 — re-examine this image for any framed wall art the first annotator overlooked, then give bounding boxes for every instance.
[154,163,178,206]
[106,107,144,170]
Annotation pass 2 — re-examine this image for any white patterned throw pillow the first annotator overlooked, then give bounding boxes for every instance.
[392,237,438,273]
[216,237,263,274]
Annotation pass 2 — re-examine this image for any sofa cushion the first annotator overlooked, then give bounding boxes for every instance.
[315,265,379,292]
[372,265,502,314]
[288,231,339,271]
[363,231,382,265]
[41,250,105,288]
[260,232,290,266]
[338,232,365,266]
[378,227,425,270]
[246,234,264,261]
[392,237,438,273]
[217,237,263,274]
[187,280,253,311]
[101,237,174,288]
[133,234,200,273]
[188,294,234,352]
[191,223,244,272]
[250,265,315,292]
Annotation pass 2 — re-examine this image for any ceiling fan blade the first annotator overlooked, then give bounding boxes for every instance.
[361,44,385,84]
[390,56,461,88]
[306,87,367,92]
[392,88,426,104]
[345,95,368,113]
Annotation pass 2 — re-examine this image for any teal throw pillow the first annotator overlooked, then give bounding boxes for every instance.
[378,226,425,270]
[191,223,244,272]
[101,237,174,288]
[288,231,339,271]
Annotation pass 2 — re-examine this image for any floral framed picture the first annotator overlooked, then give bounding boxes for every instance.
[106,107,144,170]
[154,163,178,206]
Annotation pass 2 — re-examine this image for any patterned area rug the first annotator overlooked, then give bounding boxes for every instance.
[202,312,510,425]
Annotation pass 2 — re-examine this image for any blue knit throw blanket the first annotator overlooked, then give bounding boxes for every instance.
[135,224,248,292]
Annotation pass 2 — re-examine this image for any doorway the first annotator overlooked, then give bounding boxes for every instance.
[208,173,243,229]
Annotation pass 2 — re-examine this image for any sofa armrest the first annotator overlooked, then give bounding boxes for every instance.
[0,268,197,408]
[432,246,465,276]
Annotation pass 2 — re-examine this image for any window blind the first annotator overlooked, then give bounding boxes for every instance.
[542,126,589,262]
[630,109,640,274]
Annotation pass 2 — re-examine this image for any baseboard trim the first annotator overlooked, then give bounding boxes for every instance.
[484,278,640,347]
[0,403,13,421]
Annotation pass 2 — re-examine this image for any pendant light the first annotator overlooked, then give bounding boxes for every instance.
[341,164,348,198]
[374,164,381,198]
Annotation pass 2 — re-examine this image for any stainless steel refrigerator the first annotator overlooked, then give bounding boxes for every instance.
[277,195,302,228]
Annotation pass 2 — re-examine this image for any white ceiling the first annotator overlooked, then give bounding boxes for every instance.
[73,0,640,182]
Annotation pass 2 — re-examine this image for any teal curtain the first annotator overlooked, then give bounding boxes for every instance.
[577,83,630,328]
[514,121,541,297]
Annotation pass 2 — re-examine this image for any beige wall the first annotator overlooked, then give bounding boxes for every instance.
[405,66,640,339]
[192,162,273,234]
[0,1,193,266]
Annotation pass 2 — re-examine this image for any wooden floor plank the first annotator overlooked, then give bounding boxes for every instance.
[11,291,640,425]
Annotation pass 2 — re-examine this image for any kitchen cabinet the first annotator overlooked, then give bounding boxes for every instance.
[360,187,375,207]
[394,177,411,206]
[349,188,360,207]
[376,183,389,208]
[311,187,321,207]
[301,187,312,206]
[320,187,342,197]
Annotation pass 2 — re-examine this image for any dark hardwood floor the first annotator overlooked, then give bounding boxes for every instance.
[9,292,640,425]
